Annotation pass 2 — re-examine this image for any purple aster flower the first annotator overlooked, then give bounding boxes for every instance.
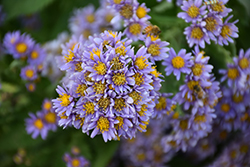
[28,44,46,65]
[133,1,151,20]
[25,83,36,92]
[145,35,169,63]
[25,112,49,139]
[177,0,206,23]
[3,31,34,59]
[207,0,232,17]
[162,48,193,80]
[65,155,90,167]
[42,109,58,131]
[233,48,250,73]
[20,65,38,81]
[184,22,210,48]
[217,15,239,46]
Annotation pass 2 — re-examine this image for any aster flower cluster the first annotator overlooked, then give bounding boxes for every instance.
[161,46,221,152]
[178,0,238,48]
[69,1,121,40]
[120,118,174,167]
[25,98,58,139]
[63,147,90,167]
[3,31,46,92]
[52,30,163,142]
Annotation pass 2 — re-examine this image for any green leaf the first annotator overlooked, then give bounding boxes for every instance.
[2,0,56,20]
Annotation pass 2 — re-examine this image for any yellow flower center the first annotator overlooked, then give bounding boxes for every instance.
[115,45,127,56]
[230,150,237,159]
[105,14,114,22]
[120,4,133,19]
[43,101,52,110]
[221,103,230,112]
[27,84,35,92]
[219,130,228,139]
[94,61,107,75]
[71,43,77,51]
[205,17,218,32]
[221,25,232,38]
[45,112,57,124]
[97,117,110,132]
[64,51,75,63]
[71,158,80,167]
[201,144,209,151]
[240,145,249,153]
[114,98,126,111]
[232,94,243,103]
[151,66,161,78]
[133,73,144,86]
[155,97,167,110]
[107,30,117,38]
[239,58,249,69]
[93,81,106,94]
[211,2,224,12]
[135,56,148,70]
[150,34,159,41]
[137,104,147,116]
[114,0,122,4]
[194,114,206,123]
[192,63,203,76]
[129,91,141,105]
[111,57,123,71]
[187,81,199,90]
[147,44,160,56]
[75,62,83,72]
[112,72,126,86]
[16,43,28,53]
[83,101,95,115]
[187,5,200,18]
[227,68,239,80]
[129,23,142,35]
[137,153,146,161]
[34,119,43,129]
[90,48,101,60]
[98,97,110,110]
[172,56,185,69]
[76,84,87,96]
[191,27,204,40]
[75,114,85,127]
[31,51,39,59]
[136,6,147,19]
[59,93,71,107]
[139,120,149,132]
[82,29,91,38]
[172,112,179,119]
[25,69,34,78]
[179,119,188,130]
[115,116,124,129]
[86,14,95,23]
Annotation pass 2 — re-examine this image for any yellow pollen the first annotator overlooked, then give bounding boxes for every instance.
[83,101,95,115]
[148,44,160,56]
[59,112,68,120]
[201,144,209,150]
[114,98,126,111]
[137,153,146,161]
[179,119,188,130]
[64,51,75,63]
[94,61,107,75]
[221,103,230,112]
[129,23,142,35]
[129,91,141,105]
[71,43,77,51]
[37,64,43,71]
[137,104,147,116]
[34,119,43,129]
[105,14,114,23]
[211,2,225,12]
[120,4,133,19]
[168,140,177,147]
[28,84,35,92]
[43,101,52,110]
[112,72,126,86]
[136,6,147,19]
[97,117,110,132]
[107,30,117,38]
[82,29,91,38]
[241,113,249,122]
[75,114,85,127]
[139,120,149,131]
[172,112,179,119]
[144,127,151,136]
[172,56,185,69]
[59,93,71,107]
[114,0,122,4]
[149,34,159,41]
[155,97,167,110]
[75,62,83,72]
[76,84,87,96]
[240,145,249,153]
[230,150,237,159]
[25,69,34,78]
[187,5,200,18]
[93,81,106,94]
[151,66,161,78]
[71,158,80,167]
[191,27,204,40]
[115,116,124,129]
[227,68,239,80]
[86,14,95,23]
[187,81,199,91]
[205,17,218,32]
[111,57,123,71]
[135,56,148,70]
[98,97,110,110]
[84,71,93,82]
[221,25,232,38]
[16,43,27,53]
[239,58,249,69]
[194,114,206,123]
[115,45,127,56]
[133,73,144,86]
[45,112,56,124]
[232,94,243,103]
[192,63,203,76]
[90,48,101,60]
[219,130,227,139]
[31,51,39,59]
